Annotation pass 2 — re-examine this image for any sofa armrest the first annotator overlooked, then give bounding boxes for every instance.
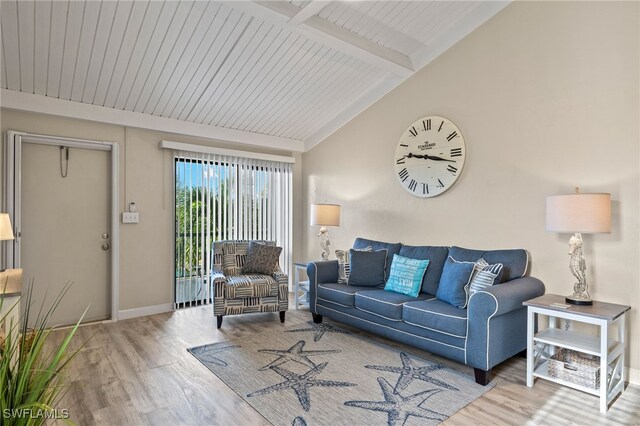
[307,260,339,313]
[466,276,545,370]
[468,276,545,318]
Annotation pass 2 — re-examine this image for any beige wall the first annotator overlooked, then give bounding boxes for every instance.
[0,108,301,312]
[301,2,640,375]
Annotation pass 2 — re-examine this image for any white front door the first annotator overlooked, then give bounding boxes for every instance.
[20,142,111,326]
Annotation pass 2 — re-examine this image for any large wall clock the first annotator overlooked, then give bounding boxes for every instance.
[394,115,466,198]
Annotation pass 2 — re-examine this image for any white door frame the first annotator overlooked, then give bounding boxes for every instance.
[3,130,120,321]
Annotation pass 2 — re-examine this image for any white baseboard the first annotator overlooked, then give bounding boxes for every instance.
[118,303,174,321]
[627,367,640,386]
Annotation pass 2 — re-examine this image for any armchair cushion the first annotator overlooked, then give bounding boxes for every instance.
[224,274,278,299]
[242,242,282,275]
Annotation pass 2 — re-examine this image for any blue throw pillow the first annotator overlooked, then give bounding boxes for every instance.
[347,249,387,287]
[384,254,430,297]
[436,256,475,309]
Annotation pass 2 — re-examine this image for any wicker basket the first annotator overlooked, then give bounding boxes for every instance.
[547,348,600,389]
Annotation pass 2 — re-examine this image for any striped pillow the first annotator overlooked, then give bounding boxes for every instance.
[469,260,504,295]
[336,246,372,283]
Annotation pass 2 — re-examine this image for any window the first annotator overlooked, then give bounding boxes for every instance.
[174,151,292,308]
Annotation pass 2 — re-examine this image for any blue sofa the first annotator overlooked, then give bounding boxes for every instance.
[307,237,545,385]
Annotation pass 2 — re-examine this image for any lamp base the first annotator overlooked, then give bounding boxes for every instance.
[565,295,593,306]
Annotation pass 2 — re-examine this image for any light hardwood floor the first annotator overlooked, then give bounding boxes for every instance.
[49,305,640,425]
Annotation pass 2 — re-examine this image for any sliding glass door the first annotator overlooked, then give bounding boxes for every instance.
[174,152,292,309]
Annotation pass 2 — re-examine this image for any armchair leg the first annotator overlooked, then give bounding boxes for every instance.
[312,313,323,324]
[279,311,286,323]
[474,368,491,386]
[216,315,223,329]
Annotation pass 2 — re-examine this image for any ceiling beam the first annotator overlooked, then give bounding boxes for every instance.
[288,1,330,25]
[226,1,414,78]
[0,90,305,152]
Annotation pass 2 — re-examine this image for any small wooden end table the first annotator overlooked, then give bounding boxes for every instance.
[524,294,630,413]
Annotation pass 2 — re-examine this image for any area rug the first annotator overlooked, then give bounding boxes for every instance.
[188,321,493,426]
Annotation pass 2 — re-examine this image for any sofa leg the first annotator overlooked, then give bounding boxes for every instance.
[216,315,223,329]
[280,311,286,323]
[312,313,323,324]
[474,368,491,386]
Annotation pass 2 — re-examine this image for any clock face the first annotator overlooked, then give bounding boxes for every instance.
[394,116,466,198]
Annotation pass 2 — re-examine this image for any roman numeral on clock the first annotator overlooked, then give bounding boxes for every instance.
[422,183,429,194]
[409,127,418,137]
[423,119,431,131]
[398,168,409,182]
[447,165,458,175]
[437,178,445,188]
[408,179,417,191]
[396,157,405,164]
[438,120,444,132]
[450,148,462,157]
[447,131,458,141]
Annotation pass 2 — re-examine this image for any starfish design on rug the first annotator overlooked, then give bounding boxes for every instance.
[292,417,307,426]
[191,343,240,367]
[285,321,353,342]
[258,340,341,371]
[345,377,448,426]
[365,352,459,391]
[247,362,357,411]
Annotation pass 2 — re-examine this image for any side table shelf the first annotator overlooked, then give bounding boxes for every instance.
[524,294,630,414]
[294,262,310,310]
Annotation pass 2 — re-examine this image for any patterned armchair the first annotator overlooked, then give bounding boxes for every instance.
[211,240,289,329]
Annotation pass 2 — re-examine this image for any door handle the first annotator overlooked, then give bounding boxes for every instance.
[102,243,110,251]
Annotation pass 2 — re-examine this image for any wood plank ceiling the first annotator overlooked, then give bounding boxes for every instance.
[0,1,508,151]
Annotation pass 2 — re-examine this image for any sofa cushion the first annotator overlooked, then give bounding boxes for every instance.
[336,246,372,284]
[449,246,528,283]
[403,298,468,338]
[355,289,430,321]
[384,254,429,297]
[348,249,388,287]
[224,274,278,299]
[398,245,449,295]
[436,256,475,309]
[317,283,371,307]
[353,238,402,282]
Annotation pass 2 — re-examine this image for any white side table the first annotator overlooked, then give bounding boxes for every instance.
[524,294,630,413]
[293,262,310,310]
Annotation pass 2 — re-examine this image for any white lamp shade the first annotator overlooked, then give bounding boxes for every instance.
[546,193,611,233]
[310,204,341,227]
[0,213,14,240]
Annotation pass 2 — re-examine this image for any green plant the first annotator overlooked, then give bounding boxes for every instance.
[0,280,87,425]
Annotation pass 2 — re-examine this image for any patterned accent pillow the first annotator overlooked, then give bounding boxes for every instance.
[469,260,504,295]
[384,254,430,297]
[336,246,372,283]
[242,242,282,275]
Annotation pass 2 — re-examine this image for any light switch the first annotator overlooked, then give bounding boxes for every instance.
[122,212,139,224]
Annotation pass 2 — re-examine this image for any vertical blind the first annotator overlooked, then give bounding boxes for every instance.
[174,150,293,309]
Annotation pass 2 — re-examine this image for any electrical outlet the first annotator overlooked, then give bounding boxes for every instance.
[122,212,139,224]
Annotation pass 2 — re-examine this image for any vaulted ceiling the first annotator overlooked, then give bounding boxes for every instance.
[0,1,508,152]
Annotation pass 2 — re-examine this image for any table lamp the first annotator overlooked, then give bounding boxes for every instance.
[0,214,15,272]
[310,204,340,260]
[546,189,611,305]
